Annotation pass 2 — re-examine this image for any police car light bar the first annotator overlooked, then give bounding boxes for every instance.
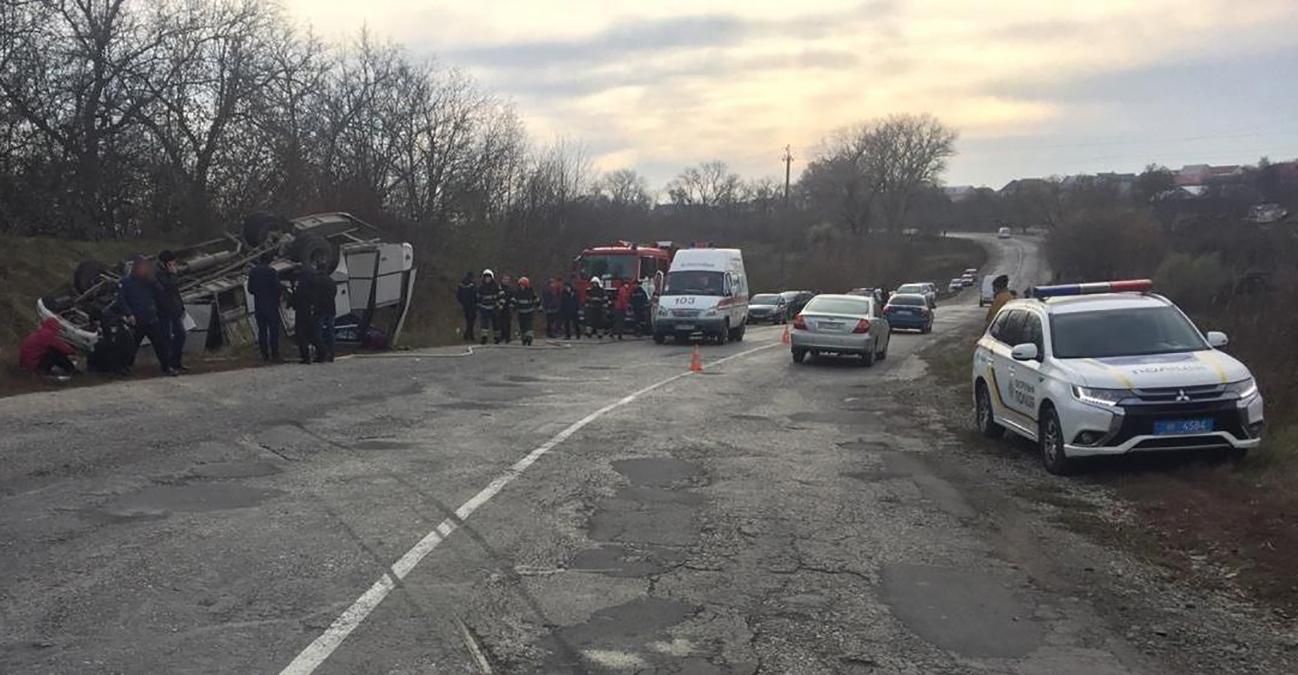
[1032,279,1153,298]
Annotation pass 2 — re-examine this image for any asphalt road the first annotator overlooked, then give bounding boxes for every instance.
[1,234,1151,674]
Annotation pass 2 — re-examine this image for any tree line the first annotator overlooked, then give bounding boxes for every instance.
[0,0,960,257]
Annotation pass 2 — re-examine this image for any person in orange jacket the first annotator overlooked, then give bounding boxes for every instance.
[612,276,633,340]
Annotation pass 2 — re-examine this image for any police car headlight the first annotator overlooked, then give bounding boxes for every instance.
[1071,386,1129,407]
[1225,377,1258,400]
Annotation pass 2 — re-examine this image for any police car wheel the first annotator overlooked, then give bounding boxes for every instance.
[1039,407,1075,475]
[792,348,806,363]
[975,383,1004,439]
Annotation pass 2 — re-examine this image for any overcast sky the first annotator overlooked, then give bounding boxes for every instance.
[283,0,1298,189]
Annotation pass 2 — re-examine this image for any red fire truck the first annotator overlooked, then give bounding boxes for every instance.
[573,241,677,299]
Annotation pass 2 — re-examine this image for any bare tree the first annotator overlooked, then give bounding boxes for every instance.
[868,114,958,232]
[666,160,742,208]
[594,168,652,209]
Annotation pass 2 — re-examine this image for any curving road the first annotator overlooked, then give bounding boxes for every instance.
[1,235,1153,674]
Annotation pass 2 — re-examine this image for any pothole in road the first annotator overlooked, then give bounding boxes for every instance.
[611,457,709,488]
[89,484,283,521]
[353,439,416,450]
[879,564,1044,658]
[788,411,878,426]
[837,439,892,453]
[568,544,686,578]
[187,461,282,479]
[543,597,701,672]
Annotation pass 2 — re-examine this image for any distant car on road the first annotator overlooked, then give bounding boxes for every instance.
[998,226,1012,239]
[979,275,998,306]
[883,293,933,333]
[948,278,964,293]
[747,293,789,324]
[960,273,976,287]
[781,290,815,315]
[791,294,891,367]
[846,287,885,306]
[895,282,936,308]
[973,279,1264,475]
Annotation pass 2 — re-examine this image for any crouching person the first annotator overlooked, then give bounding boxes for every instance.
[19,318,79,377]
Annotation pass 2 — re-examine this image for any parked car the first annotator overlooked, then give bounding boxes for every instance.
[895,282,936,308]
[790,294,891,367]
[747,293,789,324]
[998,226,1012,239]
[973,279,1264,475]
[948,278,964,293]
[883,293,933,333]
[781,290,815,315]
[960,273,976,287]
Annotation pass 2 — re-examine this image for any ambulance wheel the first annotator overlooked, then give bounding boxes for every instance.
[717,322,729,345]
[730,323,745,342]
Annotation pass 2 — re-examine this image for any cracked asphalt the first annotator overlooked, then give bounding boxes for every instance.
[1,234,1184,673]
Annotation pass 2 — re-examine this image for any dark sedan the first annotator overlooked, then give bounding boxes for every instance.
[747,293,790,324]
[882,293,933,333]
[781,290,814,315]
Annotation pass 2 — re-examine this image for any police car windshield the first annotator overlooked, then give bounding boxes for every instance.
[579,255,637,281]
[664,271,725,296]
[1051,307,1208,358]
[750,294,779,304]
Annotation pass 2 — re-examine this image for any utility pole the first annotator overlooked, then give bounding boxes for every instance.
[781,145,794,211]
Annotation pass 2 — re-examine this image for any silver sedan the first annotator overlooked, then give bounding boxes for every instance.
[790,294,891,367]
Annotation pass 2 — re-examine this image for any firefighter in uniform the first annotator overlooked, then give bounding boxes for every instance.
[477,269,500,345]
[514,277,539,346]
[584,276,608,339]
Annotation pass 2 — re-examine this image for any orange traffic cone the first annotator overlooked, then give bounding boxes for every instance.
[781,323,791,345]
[689,344,703,373]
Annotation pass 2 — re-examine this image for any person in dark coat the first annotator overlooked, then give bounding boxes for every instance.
[456,272,478,342]
[560,280,581,340]
[477,269,500,345]
[497,274,515,343]
[290,266,324,364]
[630,280,651,336]
[19,318,78,376]
[541,277,561,339]
[514,276,539,346]
[155,250,188,372]
[88,303,136,375]
[117,256,174,375]
[247,253,282,361]
[314,262,337,362]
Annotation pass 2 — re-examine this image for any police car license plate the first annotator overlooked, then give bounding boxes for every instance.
[1153,418,1214,435]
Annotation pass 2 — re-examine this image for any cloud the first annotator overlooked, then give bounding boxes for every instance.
[283,0,1298,187]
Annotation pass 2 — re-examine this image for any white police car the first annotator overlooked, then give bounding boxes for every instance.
[972,280,1264,474]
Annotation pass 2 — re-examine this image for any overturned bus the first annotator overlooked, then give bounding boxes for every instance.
[37,212,417,354]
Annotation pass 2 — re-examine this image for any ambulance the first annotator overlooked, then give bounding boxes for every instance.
[653,248,749,344]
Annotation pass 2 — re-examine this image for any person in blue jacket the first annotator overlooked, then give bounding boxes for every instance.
[117,256,175,375]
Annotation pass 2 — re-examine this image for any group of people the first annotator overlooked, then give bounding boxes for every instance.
[456,270,652,345]
[20,252,189,378]
[19,250,342,381]
[247,254,338,365]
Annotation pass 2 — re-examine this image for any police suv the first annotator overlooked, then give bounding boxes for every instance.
[972,280,1264,474]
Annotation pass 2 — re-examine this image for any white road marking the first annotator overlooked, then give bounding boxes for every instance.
[278,341,780,675]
